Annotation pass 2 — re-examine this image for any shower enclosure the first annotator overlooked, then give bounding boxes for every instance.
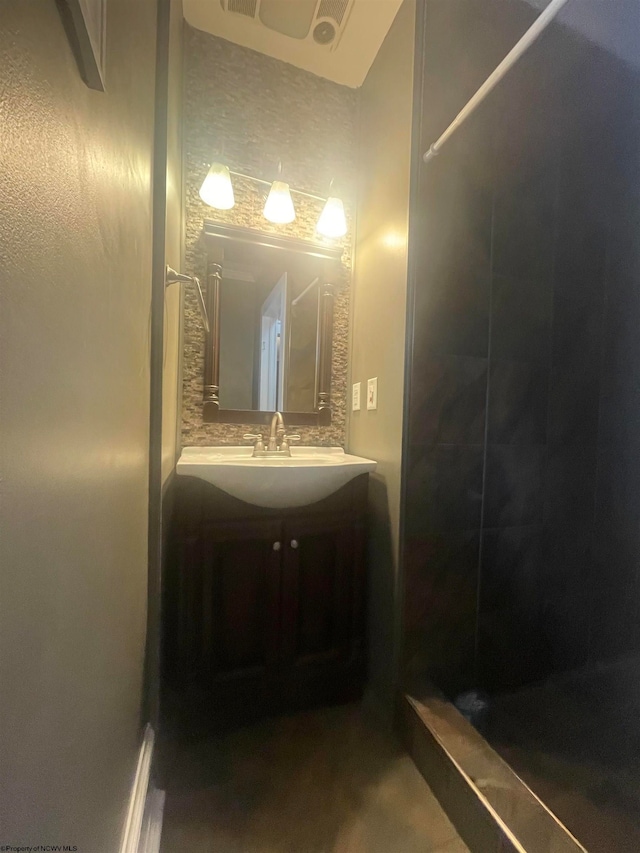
[401,1,640,849]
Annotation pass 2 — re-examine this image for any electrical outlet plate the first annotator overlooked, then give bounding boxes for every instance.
[352,382,361,411]
[367,377,378,410]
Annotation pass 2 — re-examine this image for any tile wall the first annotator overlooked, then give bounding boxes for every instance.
[403,0,640,695]
[181,26,357,447]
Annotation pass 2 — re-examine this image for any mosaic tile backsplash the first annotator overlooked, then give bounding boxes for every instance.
[181,26,357,447]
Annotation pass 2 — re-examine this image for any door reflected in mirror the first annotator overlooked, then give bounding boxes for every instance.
[259,273,286,411]
[219,267,319,413]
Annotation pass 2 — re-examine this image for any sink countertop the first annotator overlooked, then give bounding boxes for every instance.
[177,446,377,508]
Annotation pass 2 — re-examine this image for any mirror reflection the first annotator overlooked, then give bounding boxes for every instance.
[218,265,320,413]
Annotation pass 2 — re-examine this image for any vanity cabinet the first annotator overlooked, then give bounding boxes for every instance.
[163,474,368,727]
[199,518,283,682]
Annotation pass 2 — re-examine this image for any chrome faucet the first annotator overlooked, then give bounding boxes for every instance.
[268,411,285,451]
[244,412,300,457]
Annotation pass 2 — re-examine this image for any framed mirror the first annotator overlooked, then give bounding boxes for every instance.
[200,221,344,426]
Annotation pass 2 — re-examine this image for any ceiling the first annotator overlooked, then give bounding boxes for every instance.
[183,0,404,88]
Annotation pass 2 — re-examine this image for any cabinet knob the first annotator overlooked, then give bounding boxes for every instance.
[273,541,281,551]
[290,539,299,549]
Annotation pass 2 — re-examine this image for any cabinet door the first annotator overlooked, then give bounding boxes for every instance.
[200,518,283,683]
[280,515,364,667]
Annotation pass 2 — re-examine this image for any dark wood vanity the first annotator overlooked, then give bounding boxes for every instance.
[161,223,368,730]
[163,473,368,729]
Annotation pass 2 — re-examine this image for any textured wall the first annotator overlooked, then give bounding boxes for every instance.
[162,4,185,483]
[0,0,157,847]
[182,26,357,447]
[348,0,415,716]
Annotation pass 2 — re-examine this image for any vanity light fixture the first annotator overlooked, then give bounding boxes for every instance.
[198,159,347,237]
[316,196,347,238]
[263,180,296,224]
[199,162,235,210]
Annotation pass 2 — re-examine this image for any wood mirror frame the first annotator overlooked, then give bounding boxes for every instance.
[200,221,345,426]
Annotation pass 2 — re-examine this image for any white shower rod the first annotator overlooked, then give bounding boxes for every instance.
[422,0,571,163]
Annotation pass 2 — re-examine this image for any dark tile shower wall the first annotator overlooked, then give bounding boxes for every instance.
[404,0,640,696]
[592,58,640,663]
[404,0,522,696]
[539,47,613,676]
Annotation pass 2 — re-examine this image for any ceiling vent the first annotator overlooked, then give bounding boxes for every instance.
[226,0,258,15]
[219,0,354,49]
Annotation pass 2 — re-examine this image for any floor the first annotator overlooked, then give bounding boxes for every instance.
[158,702,469,853]
[487,655,640,853]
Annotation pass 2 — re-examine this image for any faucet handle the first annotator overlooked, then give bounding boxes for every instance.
[280,434,300,453]
[243,433,264,452]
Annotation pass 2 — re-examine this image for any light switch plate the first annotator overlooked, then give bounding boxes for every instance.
[352,382,361,411]
[367,377,378,410]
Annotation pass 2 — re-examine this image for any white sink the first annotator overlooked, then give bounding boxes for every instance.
[177,446,377,508]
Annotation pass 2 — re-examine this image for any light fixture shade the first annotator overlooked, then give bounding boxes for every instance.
[263,180,295,224]
[199,162,235,210]
[316,196,347,238]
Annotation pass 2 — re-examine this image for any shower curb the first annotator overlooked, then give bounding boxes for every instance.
[400,687,586,853]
